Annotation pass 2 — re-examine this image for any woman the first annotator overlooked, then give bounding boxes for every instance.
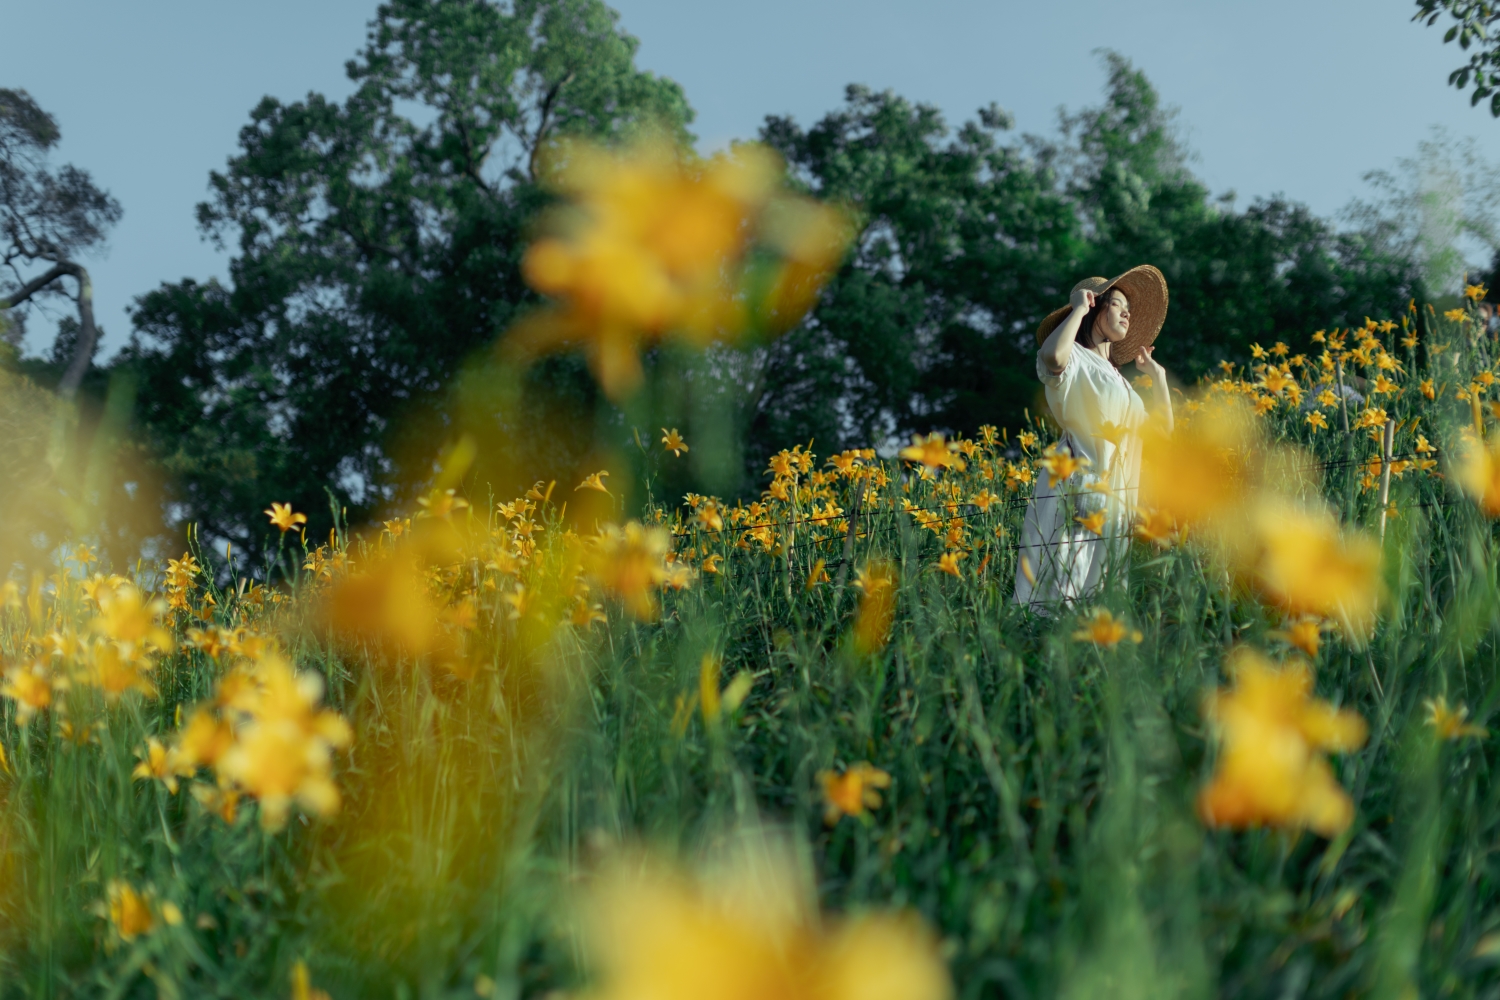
[1014,266,1172,611]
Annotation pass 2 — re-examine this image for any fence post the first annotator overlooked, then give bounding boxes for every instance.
[1378,418,1395,539]
[833,477,867,592]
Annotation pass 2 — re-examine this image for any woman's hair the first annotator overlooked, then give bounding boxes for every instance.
[1080,288,1129,348]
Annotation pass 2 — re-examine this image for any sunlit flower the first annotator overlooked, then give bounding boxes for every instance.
[1445,308,1468,322]
[661,428,689,457]
[264,502,307,534]
[819,762,892,824]
[1420,379,1435,401]
[936,551,963,577]
[1198,649,1366,836]
[415,487,469,519]
[1425,696,1487,740]
[1133,508,1181,547]
[1,663,53,724]
[1037,443,1087,485]
[1305,411,1327,432]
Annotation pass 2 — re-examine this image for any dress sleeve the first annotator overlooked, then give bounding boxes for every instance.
[1036,350,1077,391]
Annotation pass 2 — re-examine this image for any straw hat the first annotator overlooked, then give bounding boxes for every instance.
[1035,265,1169,367]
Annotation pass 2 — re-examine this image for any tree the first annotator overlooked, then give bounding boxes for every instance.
[745,55,1421,455]
[1414,0,1500,115]
[121,0,692,554]
[0,88,121,396]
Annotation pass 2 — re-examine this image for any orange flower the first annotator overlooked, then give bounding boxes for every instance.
[1072,608,1142,648]
[818,762,892,824]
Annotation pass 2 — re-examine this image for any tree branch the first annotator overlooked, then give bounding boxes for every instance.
[0,259,98,398]
[528,70,576,182]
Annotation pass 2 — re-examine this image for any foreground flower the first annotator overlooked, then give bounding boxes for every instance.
[1270,618,1323,659]
[509,139,848,399]
[586,521,674,620]
[1425,696,1488,740]
[1139,403,1259,529]
[1072,608,1142,648]
[1198,649,1367,836]
[1,663,53,724]
[577,470,612,495]
[936,551,963,577]
[264,502,307,534]
[216,654,354,832]
[818,762,892,824]
[584,850,950,1000]
[1240,499,1382,635]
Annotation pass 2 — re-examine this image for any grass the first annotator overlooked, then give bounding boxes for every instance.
[1,312,1499,999]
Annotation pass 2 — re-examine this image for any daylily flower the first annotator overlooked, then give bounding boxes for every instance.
[264,502,307,533]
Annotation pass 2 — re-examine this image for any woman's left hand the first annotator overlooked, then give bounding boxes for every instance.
[1134,345,1166,381]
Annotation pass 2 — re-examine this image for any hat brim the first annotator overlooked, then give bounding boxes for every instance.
[1036,265,1169,367]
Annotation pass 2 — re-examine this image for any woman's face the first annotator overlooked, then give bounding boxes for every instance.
[1092,290,1130,344]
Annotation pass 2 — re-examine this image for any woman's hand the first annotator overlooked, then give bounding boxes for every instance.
[1134,345,1166,381]
[1069,288,1096,313]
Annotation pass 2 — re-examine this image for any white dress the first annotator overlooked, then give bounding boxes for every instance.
[1014,346,1147,611]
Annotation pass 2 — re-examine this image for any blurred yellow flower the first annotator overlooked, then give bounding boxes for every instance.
[1198,649,1366,836]
[264,502,307,534]
[1420,378,1435,400]
[1072,608,1142,648]
[1037,443,1087,484]
[132,737,180,793]
[1139,403,1257,530]
[852,560,897,654]
[1133,508,1181,547]
[583,853,949,1000]
[587,521,674,620]
[107,881,154,940]
[1242,500,1381,635]
[1,663,52,724]
[936,551,964,577]
[1466,282,1488,301]
[292,960,333,1000]
[819,762,892,824]
[1445,307,1468,322]
[661,428,689,457]
[1270,618,1323,659]
[1074,510,1106,536]
[1425,696,1487,740]
[216,654,353,832]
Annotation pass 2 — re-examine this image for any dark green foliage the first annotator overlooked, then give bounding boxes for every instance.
[118,0,692,553]
[1414,0,1500,115]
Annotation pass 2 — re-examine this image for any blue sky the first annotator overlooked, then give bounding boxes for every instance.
[5,0,1498,358]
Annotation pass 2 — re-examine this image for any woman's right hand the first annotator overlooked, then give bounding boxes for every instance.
[1070,288,1096,312]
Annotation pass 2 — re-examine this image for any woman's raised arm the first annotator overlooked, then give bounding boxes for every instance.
[1038,287,1095,375]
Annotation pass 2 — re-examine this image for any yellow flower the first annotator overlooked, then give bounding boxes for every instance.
[1304,411,1327,432]
[1037,443,1087,484]
[898,433,964,471]
[1316,389,1338,408]
[1,663,52,724]
[1074,510,1106,536]
[1371,374,1398,395]
[1250,343,1268,359]
[1455,437,1500,517]
[1424,696,1487,740]
[415,487,469,519]
[107,881,155,940]
[1445,307,1468,322]
[1354,406,1388,430]
[587,521,674,620]
[818,762,892,823]
[1072,608,1142,647]
[1139,403,1257,530]
[1017,430,1038,451]
[132,737,181,793]
[1271,618,1324,658]
[216,653,354,832]
[1198,649,1367,836]
[969,489,999,512]
[1420,379,1435,400]
[852,560,897,654]
[264,502,307,533]
[1241,499,1381,635]
[1466,282,1488,301]
[292,960,333,1000]
[936,551,964,577]
[577,470,612,495]
[583,852,950,1000]
[661,427,689,457]
[1133,508,1181,547]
